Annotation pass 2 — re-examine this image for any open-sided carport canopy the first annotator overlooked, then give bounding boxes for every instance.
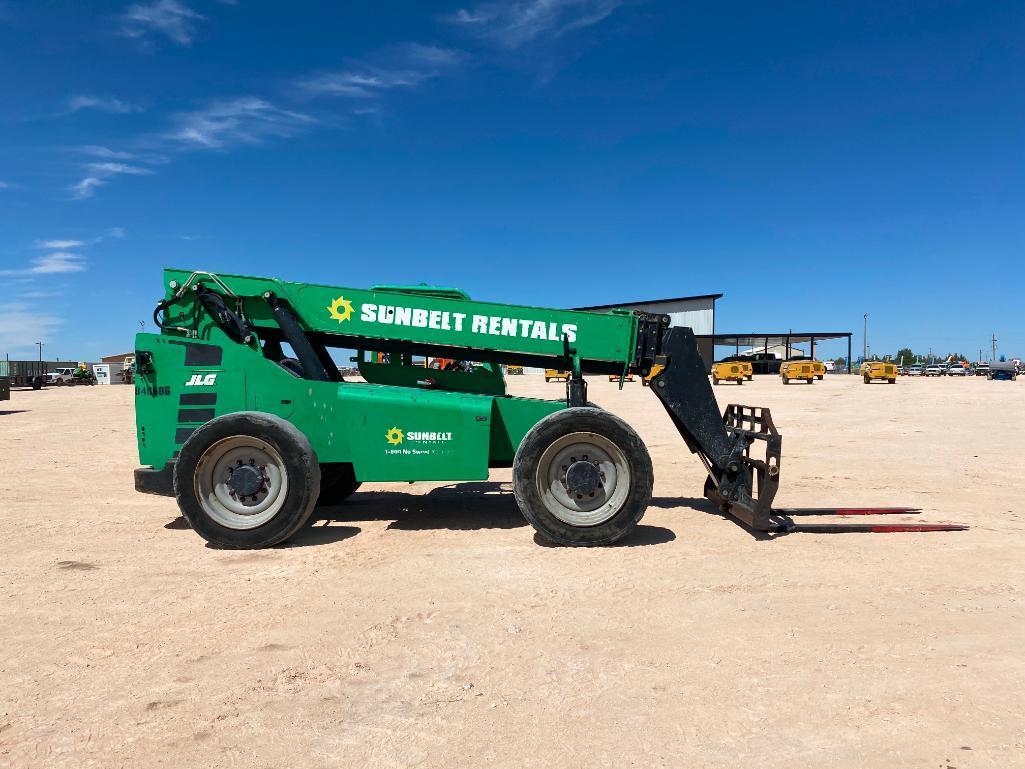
[697,332,854,373]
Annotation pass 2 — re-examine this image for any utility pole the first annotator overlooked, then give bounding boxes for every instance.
[35,341,43,364]
[991,333,997,362]
[863,313,868,363]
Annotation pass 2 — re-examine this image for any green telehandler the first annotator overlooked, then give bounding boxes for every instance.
[133,269,964,547]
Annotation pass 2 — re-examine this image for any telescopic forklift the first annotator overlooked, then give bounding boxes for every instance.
[133,269,964,548]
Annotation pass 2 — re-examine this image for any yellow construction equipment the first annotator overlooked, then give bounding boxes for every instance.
[860,361,897,384]
[711,361,746,385]
[780,358,825,384]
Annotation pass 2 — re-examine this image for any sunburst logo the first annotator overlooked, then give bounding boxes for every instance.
[385,427,404,445]
[327,296,354,323]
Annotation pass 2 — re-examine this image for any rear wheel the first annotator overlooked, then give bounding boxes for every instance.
[737,377,743,385]
[782,375,790,385]
[863,375,871,384]
[888,378,896,384]
[174,412,321,548]
[513,407,653,546]
[712,375,719,385]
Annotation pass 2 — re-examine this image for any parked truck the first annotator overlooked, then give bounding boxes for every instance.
[0,359,65,390]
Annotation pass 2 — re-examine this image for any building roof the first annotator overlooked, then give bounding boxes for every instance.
[700,332,851,346]
[573,293,723,311]
[101,352,134,363]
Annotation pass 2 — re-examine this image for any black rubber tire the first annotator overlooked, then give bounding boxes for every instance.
[888,378,896,384]
[864,376,871,384]
[173,412,321,549]
[317,463,362,505]
[782,376,789,385]
[513,407,653,546]
[712,376,719,385]
[737,378,743,385]
[31,377,43,390]
[544,377,550,383]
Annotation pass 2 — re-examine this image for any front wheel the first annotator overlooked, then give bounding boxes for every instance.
[782,376,789,385]
[174,412,321,548]
[513,407,653,546]
[888,378,896,384]
[712,375,719,385]
[863,376,871,384]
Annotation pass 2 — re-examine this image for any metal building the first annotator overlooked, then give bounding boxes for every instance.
[573,294,721,367]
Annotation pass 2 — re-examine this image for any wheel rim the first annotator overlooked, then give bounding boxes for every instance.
[194,436,289,530]
[535,431,631,527]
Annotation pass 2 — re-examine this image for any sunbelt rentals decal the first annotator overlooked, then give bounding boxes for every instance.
[384,425,454,457]
[327,295,577,342]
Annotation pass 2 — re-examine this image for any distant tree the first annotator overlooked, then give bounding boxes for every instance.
[895,347,915,365]
[833,356,847,369]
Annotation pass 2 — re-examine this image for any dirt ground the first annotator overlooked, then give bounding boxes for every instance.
[2,374,1024,768]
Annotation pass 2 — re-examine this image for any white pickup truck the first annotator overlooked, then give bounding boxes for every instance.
[47,367,95,385]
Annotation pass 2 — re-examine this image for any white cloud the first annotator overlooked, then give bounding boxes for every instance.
[0,303,63,353]
[87,162,153,176]
[29,253,87,274]
[168,96,315,149]
[34,239,85,249]
[120,0,204,46]
[108,226,126,239]
[444,0,622,48]
[67,95,140,114]
[0,180,9,189]
[70,162,153,199]
[0,252,86,277]
[296,44,463,99]
[71,177,105,199]
[80,145,136,159]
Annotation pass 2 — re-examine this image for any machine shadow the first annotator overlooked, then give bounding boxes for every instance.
[312,481,528,532]
[647,495,778,541]
[286,524,361,548]
[165,514,361,548]
[316,482,677,545]
[0,410,28,416]
[532,524,676,548]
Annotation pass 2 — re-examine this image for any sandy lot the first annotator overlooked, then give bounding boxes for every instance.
[1,374,1024,768]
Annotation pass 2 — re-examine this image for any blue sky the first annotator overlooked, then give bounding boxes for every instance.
[1,0,1022,363]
